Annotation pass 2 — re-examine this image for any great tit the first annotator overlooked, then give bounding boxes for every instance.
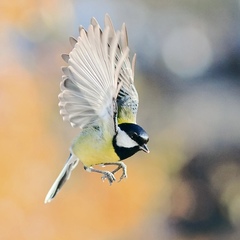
[45,14,149,203]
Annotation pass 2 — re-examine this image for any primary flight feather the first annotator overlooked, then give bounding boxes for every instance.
[45,14,149,203]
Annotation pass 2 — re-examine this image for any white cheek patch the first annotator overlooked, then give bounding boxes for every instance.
[116,129,138,148]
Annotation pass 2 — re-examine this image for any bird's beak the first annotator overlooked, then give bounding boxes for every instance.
[140,144,150,153]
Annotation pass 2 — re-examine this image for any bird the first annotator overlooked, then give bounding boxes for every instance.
[44,14,149,203]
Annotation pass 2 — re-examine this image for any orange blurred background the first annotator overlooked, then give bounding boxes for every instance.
[1,0,240,239]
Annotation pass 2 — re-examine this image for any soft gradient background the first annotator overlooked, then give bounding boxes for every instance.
[1,0,240,239]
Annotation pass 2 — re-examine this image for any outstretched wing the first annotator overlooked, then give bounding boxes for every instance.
[117,53,139,124]
[104,16,139,124]
[59,15,129,132]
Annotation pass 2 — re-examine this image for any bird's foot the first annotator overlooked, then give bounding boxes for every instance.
[101,171,116,185]
[104,162,127,182]
[118,170,127,182]
[116,164,127,182]
[84,162,127,184]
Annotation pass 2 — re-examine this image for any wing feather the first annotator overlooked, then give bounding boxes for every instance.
[117,23,139,123]
[102,15,139,124]
[61,54,70,63]
[59,15,129,130]
[69,36,77,47]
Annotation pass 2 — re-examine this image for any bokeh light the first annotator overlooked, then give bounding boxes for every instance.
[162,26,213,79]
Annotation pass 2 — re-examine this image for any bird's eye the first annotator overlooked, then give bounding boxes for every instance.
[130,132,137,139]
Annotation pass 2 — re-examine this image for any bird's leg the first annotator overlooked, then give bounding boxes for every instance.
[84,166,116,185]
[103,162,127,182]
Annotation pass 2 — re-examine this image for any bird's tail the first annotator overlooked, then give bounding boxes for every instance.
[44,154,79,203]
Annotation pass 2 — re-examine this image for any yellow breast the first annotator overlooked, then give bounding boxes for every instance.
[71,127,119,167]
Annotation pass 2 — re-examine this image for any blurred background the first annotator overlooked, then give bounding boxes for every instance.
[1,0,240,239]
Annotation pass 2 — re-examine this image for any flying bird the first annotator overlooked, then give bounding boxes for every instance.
[45,14,149,203]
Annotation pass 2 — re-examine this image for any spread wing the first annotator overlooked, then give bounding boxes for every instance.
[104,16,139,124]
[117,52,139,124]
[59,14,129,132]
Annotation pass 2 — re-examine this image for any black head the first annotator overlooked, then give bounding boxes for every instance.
[113,123,149,160]
[118,123,149,150]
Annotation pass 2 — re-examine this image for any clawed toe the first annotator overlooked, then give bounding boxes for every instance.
[101,171,116,185]
[118,172,127,182]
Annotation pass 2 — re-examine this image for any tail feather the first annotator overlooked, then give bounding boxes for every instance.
[44,154,79,203]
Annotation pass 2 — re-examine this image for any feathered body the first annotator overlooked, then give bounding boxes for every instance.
[45,15,149,203]
[72,125,118,167]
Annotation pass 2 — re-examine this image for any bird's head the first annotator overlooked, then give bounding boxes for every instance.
[113,123,149,160]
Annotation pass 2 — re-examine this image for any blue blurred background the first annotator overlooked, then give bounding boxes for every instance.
[1,0,240,239]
